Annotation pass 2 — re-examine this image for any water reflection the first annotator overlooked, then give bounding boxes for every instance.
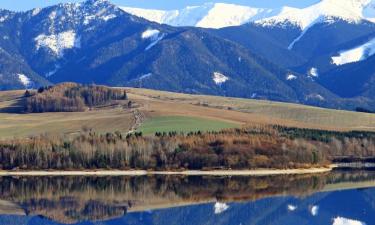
[0,170,374,224]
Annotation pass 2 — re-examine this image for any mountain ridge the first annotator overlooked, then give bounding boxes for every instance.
[120,0,375,29]
[0,0,374,111]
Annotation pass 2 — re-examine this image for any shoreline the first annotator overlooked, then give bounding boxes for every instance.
[0,166,334,176]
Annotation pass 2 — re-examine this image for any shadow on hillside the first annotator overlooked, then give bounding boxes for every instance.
[0,97,26,114]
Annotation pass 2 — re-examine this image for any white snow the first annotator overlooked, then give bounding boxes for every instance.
[0,16,9,22]
[139,73,152,80]
[257,0,373,30]
[49,11,57,20]
[145,34,165,51]
[32,8,42,16]
[287,205,297,211]
[214,202,229,214]
[196,3,273,28]
[35,30,81,57]
[287,17,323,50]
[332,217,366,225]
[331,37,375,65]
[310,205,319,216]
[142,29,160,40]
[309,67,319,77]
[122,1,375,29]
[142,29,164,51]
[101,14,116,21]
[120,7,179,24]
[306,94,325,101]
[17,74,32,88]
[121,3,278,29]
[286,73,297,80]
[213,72,229,85]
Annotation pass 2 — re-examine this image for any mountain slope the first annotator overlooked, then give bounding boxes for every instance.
[0,0,373,110]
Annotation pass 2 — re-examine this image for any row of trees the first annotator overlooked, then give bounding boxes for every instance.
[24,83,127,113]
[0,126,374,170]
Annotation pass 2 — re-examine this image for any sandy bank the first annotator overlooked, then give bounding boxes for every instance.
[0,167,333,176]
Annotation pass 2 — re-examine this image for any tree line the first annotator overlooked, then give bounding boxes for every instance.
[0,125,374,171]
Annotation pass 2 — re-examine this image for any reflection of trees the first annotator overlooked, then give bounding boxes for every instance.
[0,171,375,223]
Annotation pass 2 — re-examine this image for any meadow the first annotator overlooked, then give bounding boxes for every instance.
[138,116,238,135]
[0,87,375,139]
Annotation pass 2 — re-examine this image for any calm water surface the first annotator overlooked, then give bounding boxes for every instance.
[0,170,374,225]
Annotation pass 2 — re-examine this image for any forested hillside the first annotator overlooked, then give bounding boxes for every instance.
[24,83,127,113]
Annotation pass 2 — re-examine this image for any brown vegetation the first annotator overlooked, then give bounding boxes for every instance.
[24,83,127,113]
[1,125,373,171]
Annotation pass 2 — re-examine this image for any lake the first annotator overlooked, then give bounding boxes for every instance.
[0,169,374,225]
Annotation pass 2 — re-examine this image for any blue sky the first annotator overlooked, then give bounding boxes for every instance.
[1,0,319,11]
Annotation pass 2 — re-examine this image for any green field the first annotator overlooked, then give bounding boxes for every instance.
[138,116,238,135]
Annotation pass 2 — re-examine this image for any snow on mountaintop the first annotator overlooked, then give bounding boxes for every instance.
[257,0,375,29]
[331,37,375,65]
[121,3,278,28]
[121,0,375,29]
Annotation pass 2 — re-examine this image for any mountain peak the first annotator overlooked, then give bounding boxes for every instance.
[121,3,277,28]
[121,0,375,29]
[256,0,375,29]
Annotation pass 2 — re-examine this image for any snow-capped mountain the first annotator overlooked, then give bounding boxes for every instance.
[1,0,375,110]
[121,3,279,29]
[121,0,375,29]
[257,0,375,29]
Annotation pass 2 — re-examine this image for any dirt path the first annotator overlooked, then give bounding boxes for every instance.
[127,108,146,134]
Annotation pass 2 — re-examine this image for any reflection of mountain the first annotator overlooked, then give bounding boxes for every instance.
[0,171,374,224]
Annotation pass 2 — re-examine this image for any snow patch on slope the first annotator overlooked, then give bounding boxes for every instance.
[309,68,319,77]
[142,29,160,39]
[35,30,81,57]
[287,17,324,49]
[17,74,32,88]
[286,73,297,80]
[213,72,229,85]
[332,217,366,225]
[139,73,152,80]
[331,37,375,65]
[142,29,165,51]
[0,15,9,22]
[214,202,229,214]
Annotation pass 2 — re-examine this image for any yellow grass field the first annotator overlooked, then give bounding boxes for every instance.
[0,87,374,139]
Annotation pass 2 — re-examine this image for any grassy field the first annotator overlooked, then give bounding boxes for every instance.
[1,87,375,139]
[138,116,238,135]
[128,88,375,132]
[0,90,135,139]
